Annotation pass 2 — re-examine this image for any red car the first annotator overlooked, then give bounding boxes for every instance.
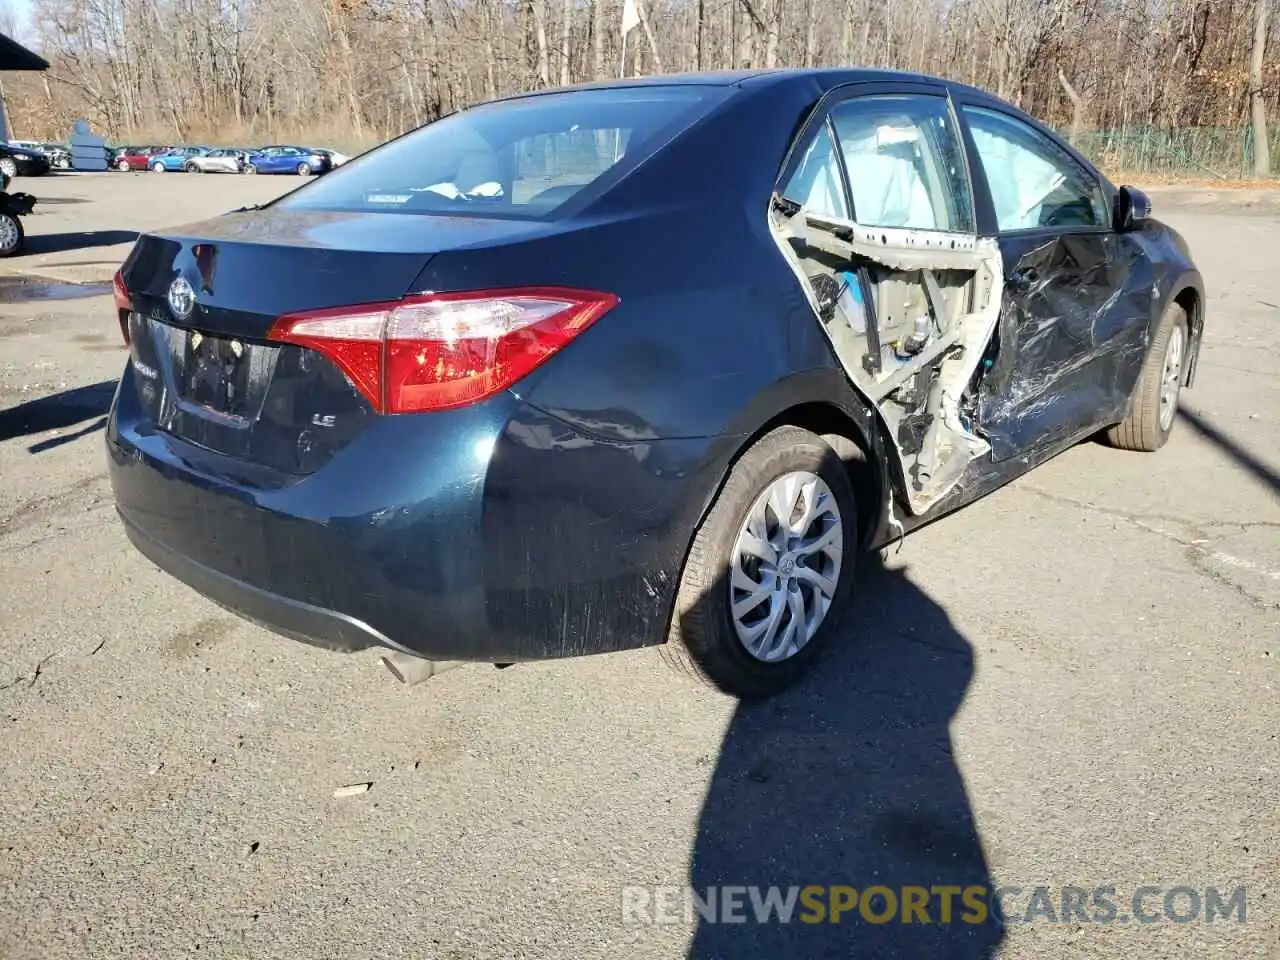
[112,146,171,172]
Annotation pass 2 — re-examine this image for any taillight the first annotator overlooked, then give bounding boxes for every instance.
[268,287,619,414]
[113,269,131,345]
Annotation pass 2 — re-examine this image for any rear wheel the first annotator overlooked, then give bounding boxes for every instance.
[0,212,25,257]
[296,161,311,176]
[1104,303,1189,452]
[0,158,16,179]
[661,426,857,700]
[184,162,199,173]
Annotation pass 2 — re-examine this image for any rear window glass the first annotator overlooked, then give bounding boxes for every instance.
[275,85,729,219]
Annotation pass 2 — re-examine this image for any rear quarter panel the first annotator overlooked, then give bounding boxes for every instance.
[407,77,892,655]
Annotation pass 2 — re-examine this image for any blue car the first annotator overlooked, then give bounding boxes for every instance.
[108,70,1205,699]
[149,146,211,172]
[244,145,330,176]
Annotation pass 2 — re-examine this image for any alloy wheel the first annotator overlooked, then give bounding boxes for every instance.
[0,214,21,254]
[729,470,843,663]
[1159,324,1184,431]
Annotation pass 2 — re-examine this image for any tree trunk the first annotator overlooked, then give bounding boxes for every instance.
[637,0,664,71]
[592,0,605,79]
[1249,0,1271,176]
[559,0,572,85]
[1057,67,1085,143]
[532,0,551,87]
[697,0,706,70]
[804,0,817,67]
[764,0,781,68]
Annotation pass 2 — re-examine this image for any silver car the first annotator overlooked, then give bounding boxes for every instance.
[185,148,245,174]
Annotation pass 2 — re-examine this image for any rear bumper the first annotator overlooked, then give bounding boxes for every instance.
[108,372,713,663]
[120,510,393,653]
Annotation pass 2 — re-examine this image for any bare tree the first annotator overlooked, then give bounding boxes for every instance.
[2,0,1272,177]
[1250,0,1271,175]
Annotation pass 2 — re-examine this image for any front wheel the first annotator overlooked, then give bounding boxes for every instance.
[184,162,199,173]
[0,211,25,257]
[661,426,858,699]
[151,161,165,172]
[115,157,130,172]
[0,158,16,179]
[244,163,257,175]
[1104,303,1189,452]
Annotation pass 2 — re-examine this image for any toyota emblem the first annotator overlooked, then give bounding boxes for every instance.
[167,276,196,320]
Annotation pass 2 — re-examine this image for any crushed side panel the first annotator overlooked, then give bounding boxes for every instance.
[769,202,1004,516]
[976,233,1154,460]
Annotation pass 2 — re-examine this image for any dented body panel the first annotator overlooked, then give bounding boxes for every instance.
[979,230,1153,459]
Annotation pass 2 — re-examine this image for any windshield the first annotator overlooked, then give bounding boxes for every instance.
[275,85,730,219]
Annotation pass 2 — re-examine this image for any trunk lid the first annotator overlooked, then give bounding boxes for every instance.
[119,208,561,476]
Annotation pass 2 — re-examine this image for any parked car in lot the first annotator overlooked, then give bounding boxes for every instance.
[149,146,211,172]
[243,145,330,175]
[40,143,72,169]
[313,147,352,167]
[184,148,246,174]
[111,146,169,171]
[0,142,51,178]
[9,140,70,169]
[108,69,1205,699]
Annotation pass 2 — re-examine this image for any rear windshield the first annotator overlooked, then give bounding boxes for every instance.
[274,85,729,219]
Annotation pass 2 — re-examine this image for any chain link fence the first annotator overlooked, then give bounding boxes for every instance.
[1067,124,1280,179]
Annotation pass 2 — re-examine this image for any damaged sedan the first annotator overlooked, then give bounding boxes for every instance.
[107,69,1204,699]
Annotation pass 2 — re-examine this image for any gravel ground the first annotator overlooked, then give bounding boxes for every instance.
[0,173,1276,960]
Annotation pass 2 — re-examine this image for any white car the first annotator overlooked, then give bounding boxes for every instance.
[315,148,351,167]
[185,148,245,174]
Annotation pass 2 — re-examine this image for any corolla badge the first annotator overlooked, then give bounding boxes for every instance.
[167,276,196,320]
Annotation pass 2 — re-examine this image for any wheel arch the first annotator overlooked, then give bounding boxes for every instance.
[750,401,885,551]
[686,377,891,559]
[1170,277,1204,387]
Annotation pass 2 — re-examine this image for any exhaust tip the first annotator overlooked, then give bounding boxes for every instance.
[380,651,464,686]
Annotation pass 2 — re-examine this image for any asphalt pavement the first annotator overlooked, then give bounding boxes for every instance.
[0,172,1276,959]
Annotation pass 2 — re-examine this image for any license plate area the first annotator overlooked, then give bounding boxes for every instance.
[129,313,373,475]
[162,322,279,427]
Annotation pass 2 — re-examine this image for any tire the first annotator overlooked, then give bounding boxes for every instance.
[1104,303,1189,452]
[184,162,199,173]
[0,158,17,179]
[115,157,130,172]
[151,162,165,172]
[296,161,311,176]
[245,163,257,175]
[0,211,25,257]
[661,426,858,700]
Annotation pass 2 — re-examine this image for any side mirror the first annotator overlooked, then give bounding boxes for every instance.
[1113,185,1152,232]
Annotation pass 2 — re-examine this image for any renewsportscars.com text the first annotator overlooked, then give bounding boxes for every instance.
[621,884,1248,926]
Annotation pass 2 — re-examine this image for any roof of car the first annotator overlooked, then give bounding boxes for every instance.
[475,67,1001,107]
